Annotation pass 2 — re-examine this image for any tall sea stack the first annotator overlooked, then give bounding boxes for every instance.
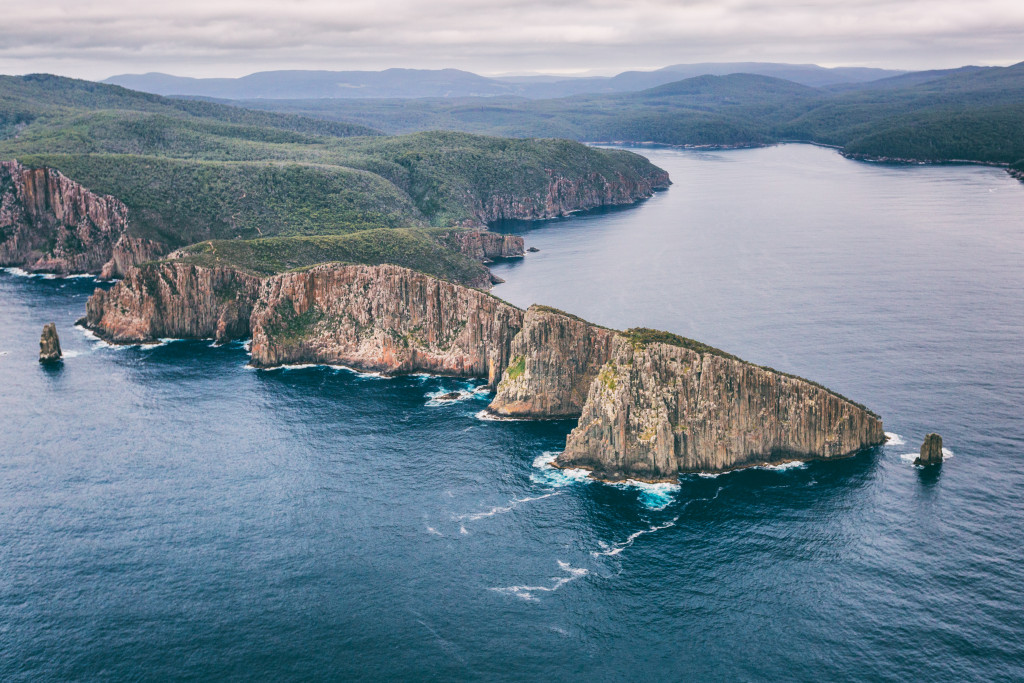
[39,323,62,362]
[915,433,944,466]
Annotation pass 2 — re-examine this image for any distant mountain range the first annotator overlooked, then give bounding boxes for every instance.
[103,63,907,100]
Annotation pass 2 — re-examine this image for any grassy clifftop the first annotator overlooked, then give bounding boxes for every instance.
[169,229,491,285]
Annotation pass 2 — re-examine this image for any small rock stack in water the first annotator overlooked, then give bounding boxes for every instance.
[39,323,62,362]
[915,433,944,466]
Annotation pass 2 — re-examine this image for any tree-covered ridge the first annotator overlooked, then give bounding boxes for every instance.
[168,229,491,285]
[230,62,1024,166]
[0,75,667,251]
[0,74,381,140]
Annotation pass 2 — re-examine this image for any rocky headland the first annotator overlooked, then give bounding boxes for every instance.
[83,262,884,478]
[441,230,525,262]
[557,330,885,481]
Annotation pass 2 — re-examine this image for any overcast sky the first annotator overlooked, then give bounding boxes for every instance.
[2,0,1022,80]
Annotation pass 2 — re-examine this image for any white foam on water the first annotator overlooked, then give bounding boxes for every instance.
[328,364,387,379]
[456,503,513,522]
[74,323,131,349]
[593,517,679,557]
[425,389,475,407]
[610,480,680,511]
[754,460,808,472]
[900,447,954,464]
[459,524,469,535]
[2,267,31,277]
[426,526,443,536]
[1,267,98,281]
[885,432,906,446]
[530,451,593,488]
[490,561,589,601]
[62,350,81,358]
[242,340,252,352]
[475,409,526,422]
[454,491,560,523]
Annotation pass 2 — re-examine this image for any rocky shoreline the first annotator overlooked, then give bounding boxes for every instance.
[83,261,885,480]
[1,159,666,279]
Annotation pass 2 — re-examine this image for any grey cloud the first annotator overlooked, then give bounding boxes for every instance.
[0,0,1021,79]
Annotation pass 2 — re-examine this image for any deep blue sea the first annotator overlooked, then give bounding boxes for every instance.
[2,144,1023,681]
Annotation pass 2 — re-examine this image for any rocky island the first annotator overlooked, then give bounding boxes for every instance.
[38,323,62,363]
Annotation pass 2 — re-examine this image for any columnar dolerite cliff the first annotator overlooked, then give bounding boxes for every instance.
[249,264,524,382]
[475,169,670,223]
[0,161,163,276]
[488,306,617,418]
[85,261,525,385]
[85,262,261,343]
[558,333,885,481]
[84,261,883,477]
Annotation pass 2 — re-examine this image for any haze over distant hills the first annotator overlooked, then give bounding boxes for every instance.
[103,63,907,100]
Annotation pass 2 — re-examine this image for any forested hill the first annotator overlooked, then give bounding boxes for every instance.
[0,74,669,281]
[223,61,1024,168]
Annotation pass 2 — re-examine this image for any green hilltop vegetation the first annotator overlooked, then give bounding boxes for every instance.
[170,229,491,285]
[0,74,666,274]
[231,62,1024,167]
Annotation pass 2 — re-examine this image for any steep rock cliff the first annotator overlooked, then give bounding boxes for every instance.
[99,234,168,279]
[249,264,523,381]
[442,230,525,262]
[558,335,885,481]
[81,258,883,479]
[0,161,164,276]
[84,262,261,343]
[487,306,617,418]
[475,169,670,223]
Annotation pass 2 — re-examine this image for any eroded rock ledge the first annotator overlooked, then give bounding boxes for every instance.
[83,263,883,479]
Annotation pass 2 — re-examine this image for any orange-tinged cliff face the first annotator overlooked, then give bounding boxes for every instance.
[474,169,671,223]
[248,263,524,382]
[0,161,164,277]
[83,260,883,479]
[488,306,617,418]
[85,262,261,344]
[558,336,885,481]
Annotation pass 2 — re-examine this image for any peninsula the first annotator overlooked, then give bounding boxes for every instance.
[83,261,885,480]
[3,74,884,481]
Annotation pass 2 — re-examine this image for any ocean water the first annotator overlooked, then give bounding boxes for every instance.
[2,144,1023,681]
